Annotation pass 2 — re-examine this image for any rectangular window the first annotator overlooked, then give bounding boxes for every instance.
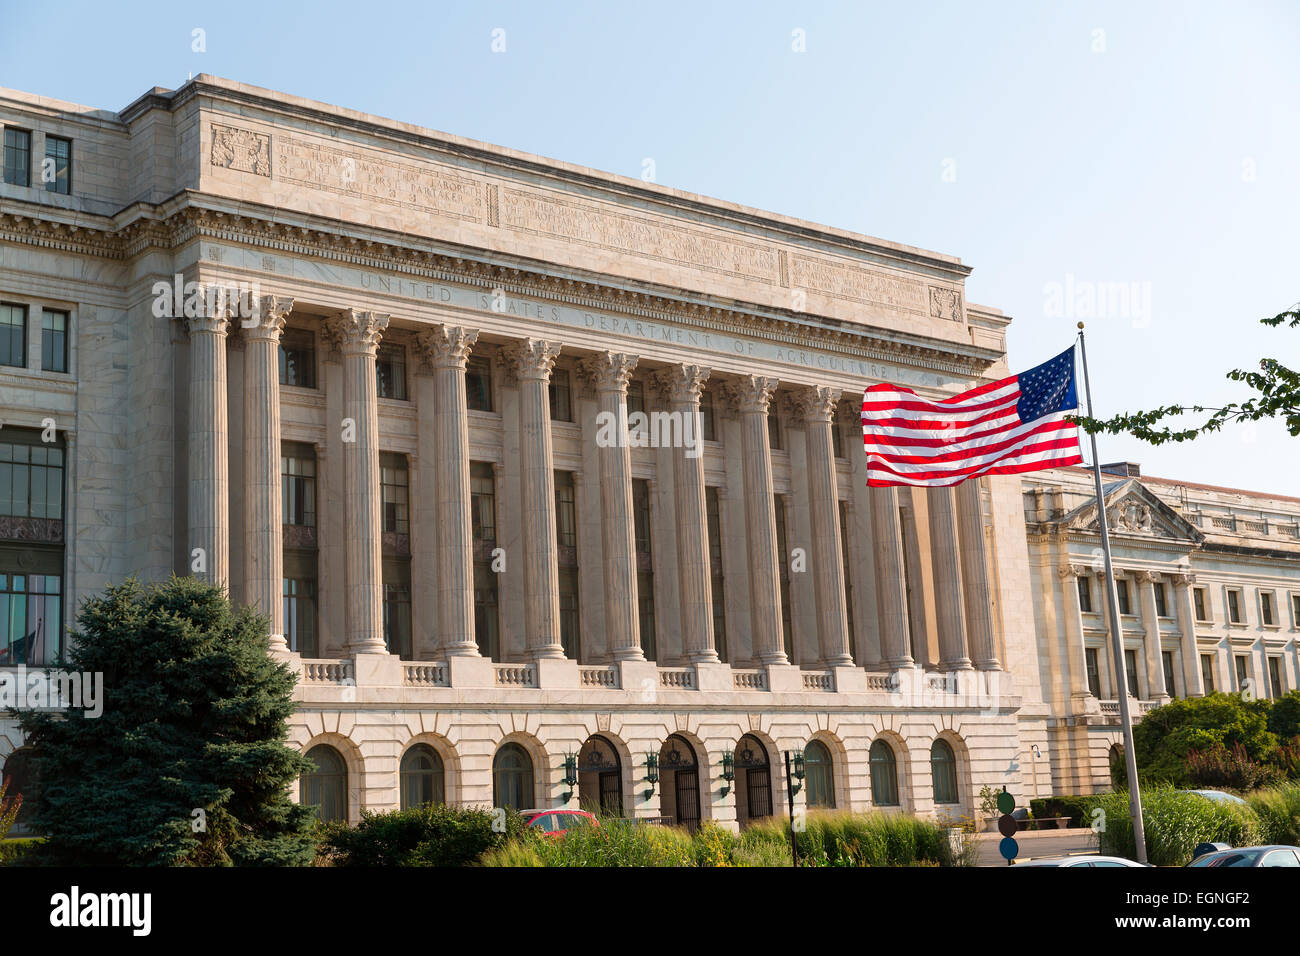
[44,135,71,194]
[281,443,317,528]
[2,128,31,186]
[466,355,493,412]
[1085,647,1101,698]
[1162,650,1177,698]
[1116,579,1131,616]
[559,567,580,660]
[0,303,26,368]
[700,389,717,443]
[279,328,316,388]
[1194,587,1209,622]
[832,415,845,460]
[283,551,318,658]
[1227,589,1243,624]
[1293,593,1300,627]
[1154,581,1168,618]
[0,433,64,521]
[838,500,855,652]
[554,470,577,550]
[382,558,412,659]
[376,343,407,400]
[775,494,793,660]
[380,452,409,534]
[632,478,653,557]
[767,401,783,451]
[473,563,499,660]
[1268,657,1284,699]
[1200,654,1216,693]
[632,478,654,661]
[626,381,647,443]
[0,572,61,666]
[1077,575,1093,614]
[1261,591,1275,627]
[1234,655,1249,692]
[637,570,656,661]
[1124,648,1139,698]
[706,486,726,662]
[470,462,496,545]
[549,368,573,423]
[41,309,68,373]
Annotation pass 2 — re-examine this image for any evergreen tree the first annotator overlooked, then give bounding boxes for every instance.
[17,575,317,865]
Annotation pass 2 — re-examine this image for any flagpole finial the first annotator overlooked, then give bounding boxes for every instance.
[1077,321,1085,330]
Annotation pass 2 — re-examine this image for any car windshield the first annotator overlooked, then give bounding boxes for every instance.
[1190,850,1260,867]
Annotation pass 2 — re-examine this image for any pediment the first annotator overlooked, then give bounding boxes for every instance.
[1060,479,1205,543]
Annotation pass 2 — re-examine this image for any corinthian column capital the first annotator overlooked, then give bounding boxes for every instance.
[414,323,479,371]
[792,385,839,424]
[325,309,390,356]
[184,312,231,337]
[577,351,639,393]
[651,364,710,406]
[722,374,778,414]
[242,295,294,343]
[500,338,562,384]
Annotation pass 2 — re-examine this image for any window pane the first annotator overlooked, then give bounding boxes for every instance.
[44,136,71,194]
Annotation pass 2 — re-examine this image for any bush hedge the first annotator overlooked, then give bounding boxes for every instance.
[319,805,527,866]
[0,838,42,867]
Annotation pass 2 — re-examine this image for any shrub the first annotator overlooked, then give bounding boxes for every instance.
[1133,693,1278,786]
[324,805,526,866]
[0,838,41,866]
[693,822,737,867]
[1094,787,1261,866]
[1267,691,1300,743]
[1246,781,1300,846]
[1185,742,1279,791]
[0,776,20,840]
[1028,795,1099,828]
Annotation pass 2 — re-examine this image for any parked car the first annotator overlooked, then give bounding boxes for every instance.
[520,808,599,836]
[1186,845,1300,867]
[1015,855,1148,867]
[1176,789,1249,806]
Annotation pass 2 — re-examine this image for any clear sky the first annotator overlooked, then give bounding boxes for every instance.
[3,1,1297,496]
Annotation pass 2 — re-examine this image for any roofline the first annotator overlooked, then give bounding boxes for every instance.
[1047,464,1300,506]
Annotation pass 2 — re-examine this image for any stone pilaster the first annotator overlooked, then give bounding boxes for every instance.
[1138,570,1171,701]
[501,339,565,660]
[927,485,972,671]
[186,310,231,587]
[870,485,913,668]
[325,309,389,653]
[723,375,786,665]
[1171,572,1205,696]
[578,351,643,661]
[416,324,482,657]
[956,477,1000,669]
[242,295,293,649]
[793,386,853,667]
[653,363,718,664]
[1060,563,1099,711]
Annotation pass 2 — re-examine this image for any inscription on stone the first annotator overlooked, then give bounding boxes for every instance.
[210,124,270,177]
[789,253,927,315]
[276,137,484,221]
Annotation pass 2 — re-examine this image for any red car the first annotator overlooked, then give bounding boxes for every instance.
[520,808,599,836]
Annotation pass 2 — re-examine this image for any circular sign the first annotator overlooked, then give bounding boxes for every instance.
[998,814,1019,838]
[996,790,1015,815]
[999,837,1019,861]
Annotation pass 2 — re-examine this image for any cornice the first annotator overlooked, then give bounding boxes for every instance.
[0,198,1000,380]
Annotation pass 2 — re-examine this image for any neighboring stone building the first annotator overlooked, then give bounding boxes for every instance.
[1022,463,1300,796]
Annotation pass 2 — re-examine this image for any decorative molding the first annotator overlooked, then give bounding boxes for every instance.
[929,286,963,322]
[210,124,271,177]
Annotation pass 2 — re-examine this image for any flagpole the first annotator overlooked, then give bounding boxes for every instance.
[1076,322,1148,865]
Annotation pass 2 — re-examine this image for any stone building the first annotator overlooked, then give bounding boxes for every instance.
[0,74,1131,832]
[1022,463,1300,796]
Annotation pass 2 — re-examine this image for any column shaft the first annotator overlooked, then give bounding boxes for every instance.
[870,485,912,667]
[956,477,1000,669]
[187,313,230,586]
[927,485,971,670]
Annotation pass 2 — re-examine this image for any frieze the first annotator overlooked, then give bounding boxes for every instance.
[210,124,271,177]
[929,286,963,322]
[788,253,928,315]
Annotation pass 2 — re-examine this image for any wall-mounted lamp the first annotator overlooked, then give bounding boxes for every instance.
[790,748,806,798]
[644,752,660,801]
[720,750,735,799]
[562,752,578,803]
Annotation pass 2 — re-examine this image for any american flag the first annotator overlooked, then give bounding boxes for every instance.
[861,346,1084,487]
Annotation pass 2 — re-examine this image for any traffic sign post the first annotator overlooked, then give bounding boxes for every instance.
[997,788,1018,864]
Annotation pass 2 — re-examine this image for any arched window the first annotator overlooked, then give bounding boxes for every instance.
[869,740,899,807]
[2,748,38,835]
[930,739,959,805]
[804,740,835,809]
[400,744,445,809]
[493,742,534,811]
[300,745,348,823]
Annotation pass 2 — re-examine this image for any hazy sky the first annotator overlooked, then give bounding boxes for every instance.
[3,1,1297,495]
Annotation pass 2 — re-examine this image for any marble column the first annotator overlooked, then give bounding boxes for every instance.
[502,339,565,660]
[1138,570,1170,700]
[416,324,482,657]
[794,386,853,667]
[956,477,1000,669]
[325,309,389,653]
[242,295,293,650]
[1172,572,1205,696]
[927,485,972,670]
[578,351,643,661]
[186,309,231,586]
[870,485,913,667]
[654,363,719,664]
[725,375,786,666]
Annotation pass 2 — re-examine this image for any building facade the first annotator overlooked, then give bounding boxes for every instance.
[1023,463,1300,796]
